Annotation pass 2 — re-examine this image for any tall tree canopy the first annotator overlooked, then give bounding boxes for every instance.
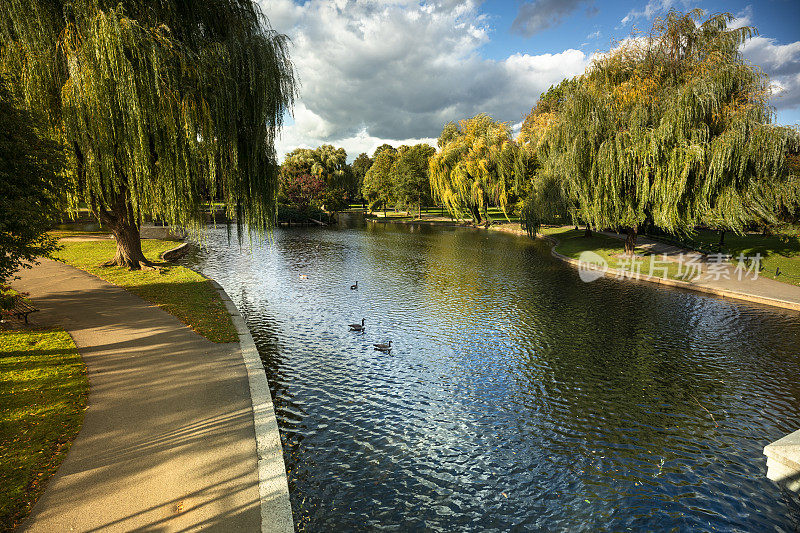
[531,10,799,252]
[0,76,63,281]
[281,145,349,190]
[281,144,354,211]
[351,152,373,201]
[362,146,397,212]
[392,144,436,216]
[429,114,522,225]
[1,0,296,268]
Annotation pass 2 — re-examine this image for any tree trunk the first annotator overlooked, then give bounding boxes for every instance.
[719,230,725,246]
[624,227,637,255]
[108,221,151,269]
[584,225,592,238]
[470,204,482,225]
[95,188,153,270]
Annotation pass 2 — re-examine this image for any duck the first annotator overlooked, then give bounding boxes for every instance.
[349,318,365,332]
[299,274,308,280]
[373,341,392,352]
[351,281,358,290]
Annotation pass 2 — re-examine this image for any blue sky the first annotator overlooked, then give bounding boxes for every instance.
[480,0,800,59]
[262,0,800,159]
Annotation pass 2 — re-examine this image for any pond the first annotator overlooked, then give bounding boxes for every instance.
[182,217,800,531]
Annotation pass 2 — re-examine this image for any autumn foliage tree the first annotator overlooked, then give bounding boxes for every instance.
[429,114,523,225]
[279,173,324,214]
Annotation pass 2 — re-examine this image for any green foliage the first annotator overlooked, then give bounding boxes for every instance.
[531,10,800,240]
[1,0,296,262]
[0,328,88,531]
[520,172,574,235]
[362,146,398,211]
[391,144,437,213]
[321,187,350,213]
[280,145,358,209]
[282,145,349,189]
[373,144,395,158]
[0,76,63,281]
[429,114,524,223]
[351,153,373,200]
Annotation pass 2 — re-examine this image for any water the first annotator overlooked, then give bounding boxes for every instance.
[183,217,800,532]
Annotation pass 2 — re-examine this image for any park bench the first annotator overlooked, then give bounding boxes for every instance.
[1,295,39,324]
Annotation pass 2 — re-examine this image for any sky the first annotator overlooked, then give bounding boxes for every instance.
[258,0,800,161]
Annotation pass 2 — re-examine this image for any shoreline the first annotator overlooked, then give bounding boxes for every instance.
[375,216,800,313]
[207,279,294,533]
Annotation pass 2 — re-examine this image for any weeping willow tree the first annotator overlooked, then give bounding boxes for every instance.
[0,0,295,268]
[519,80,578,235]
[429,114,524,225]
[536,9,799,254]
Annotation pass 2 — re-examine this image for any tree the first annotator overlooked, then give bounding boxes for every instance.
[281,145,352,205]
[351,153,373,203]
[429,114,521,225]
[536,10,799,254]
[373,144,395,159]
[392,144,436,216]
[519,81,579,235]
[1,0,295,268]
[362,146,397,213]
[0,76,63,281]
[279,173,324,214]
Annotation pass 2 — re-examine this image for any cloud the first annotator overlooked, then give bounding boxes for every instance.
[259,0,591,160]
[742,36,800,112]
[511,0,593,37]
[619,0,695,27]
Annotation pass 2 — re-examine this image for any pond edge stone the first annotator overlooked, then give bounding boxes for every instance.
[209,278,294,533]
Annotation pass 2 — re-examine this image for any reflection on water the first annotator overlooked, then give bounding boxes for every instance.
[183,218,800,531]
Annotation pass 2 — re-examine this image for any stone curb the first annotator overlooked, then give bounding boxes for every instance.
[208,279,294,533]
[160,242,191,261]
[537,232,800,312]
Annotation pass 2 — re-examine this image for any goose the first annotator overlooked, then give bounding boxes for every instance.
[373,341,392,352]
[349,318,365,332]
[351,281,358,290]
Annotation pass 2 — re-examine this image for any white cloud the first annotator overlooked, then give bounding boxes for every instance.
[259,0,591,160]
[619,0,695,27]
[742,36,800,113]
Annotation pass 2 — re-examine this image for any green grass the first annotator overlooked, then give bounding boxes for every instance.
[0,328,88,531]
[52,240,237,343]
[677,229,800,286]
[539,227,690,281]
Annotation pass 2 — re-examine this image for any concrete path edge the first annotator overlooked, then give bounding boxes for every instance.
[208,279,294,533]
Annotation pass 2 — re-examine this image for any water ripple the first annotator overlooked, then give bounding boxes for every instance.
[184,220,800,532]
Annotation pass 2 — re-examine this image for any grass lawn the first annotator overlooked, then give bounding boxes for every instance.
[51,239,237,343]
[0,328,88,531]
[677,229,800,286]
[539,227,690,281]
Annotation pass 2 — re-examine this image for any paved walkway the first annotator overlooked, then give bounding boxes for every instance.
[12,259,262,532]
[597,230,800,310]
